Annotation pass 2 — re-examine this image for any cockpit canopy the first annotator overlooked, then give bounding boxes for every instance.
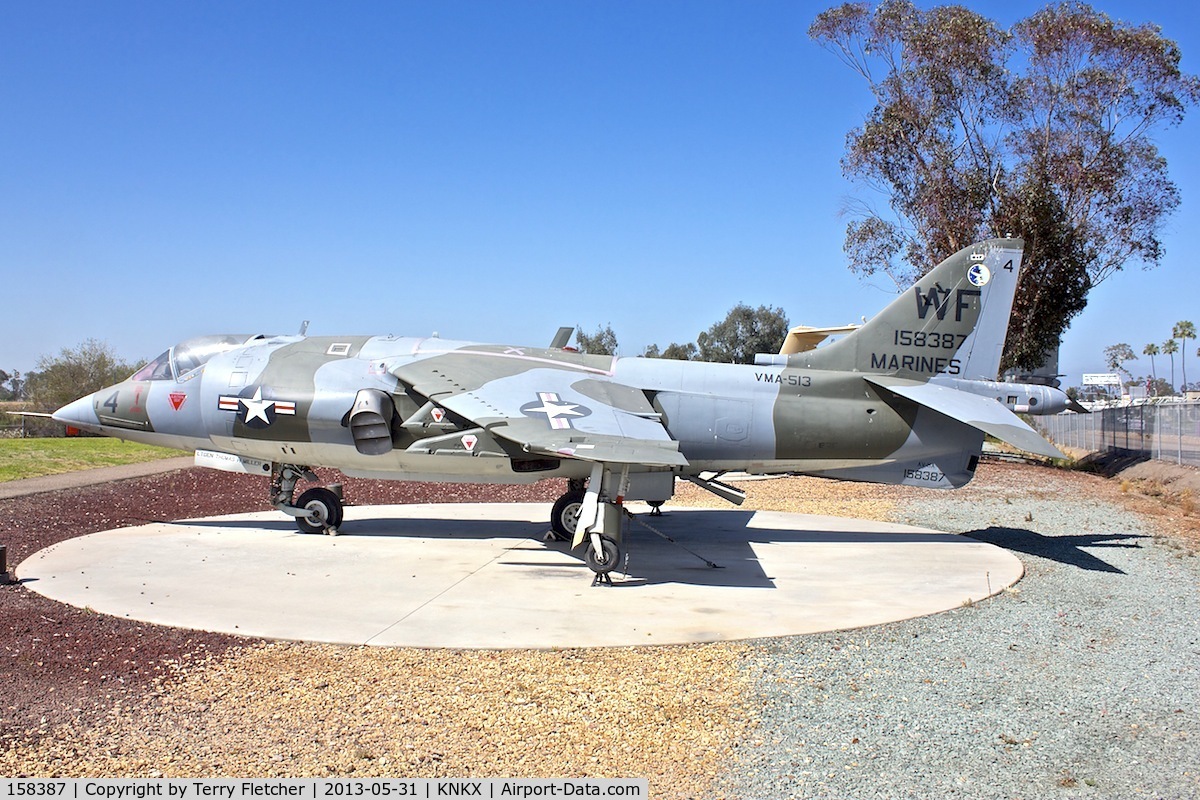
[129,335,265,382]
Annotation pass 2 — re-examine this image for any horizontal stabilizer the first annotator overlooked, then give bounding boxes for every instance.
[866,376,1066,460]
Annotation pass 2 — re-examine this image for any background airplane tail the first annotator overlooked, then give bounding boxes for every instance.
[795,238,1024,380]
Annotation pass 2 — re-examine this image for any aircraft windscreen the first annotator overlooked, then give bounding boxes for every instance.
[128,335,259,382]
[172,335,258,377]
[130,351,174,382]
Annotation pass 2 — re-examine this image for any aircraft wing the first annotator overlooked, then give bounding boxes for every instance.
[865,375,1066,460]
[392,359,688,468]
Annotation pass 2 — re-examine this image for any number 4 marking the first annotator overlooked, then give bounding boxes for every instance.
[1003,259,1014,272]
[103,391,119,414]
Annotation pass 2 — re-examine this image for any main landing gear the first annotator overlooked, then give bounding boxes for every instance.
[548,478,586,542]
[270,464,344,535]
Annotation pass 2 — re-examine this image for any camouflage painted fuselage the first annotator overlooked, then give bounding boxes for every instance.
[56,238,1061,498]
[65,333,974,490]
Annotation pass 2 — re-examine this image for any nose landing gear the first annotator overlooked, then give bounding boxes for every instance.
[270,464,344,535]
[295,486,344,534]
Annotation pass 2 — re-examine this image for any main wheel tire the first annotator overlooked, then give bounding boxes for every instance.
[583,535,621,574]
[549,489,586,541]
[296,487,343,534]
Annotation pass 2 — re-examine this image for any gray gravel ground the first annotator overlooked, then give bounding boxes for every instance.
[724,494,1200,799]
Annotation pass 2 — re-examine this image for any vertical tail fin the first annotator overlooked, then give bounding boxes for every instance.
[797,238,1023,379]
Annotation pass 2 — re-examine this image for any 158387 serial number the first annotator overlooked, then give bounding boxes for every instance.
[8,785,67,797]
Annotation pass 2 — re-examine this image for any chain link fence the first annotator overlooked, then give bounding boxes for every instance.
[1034,402,1200,467]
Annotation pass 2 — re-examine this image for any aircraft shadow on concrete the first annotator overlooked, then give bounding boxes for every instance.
[168,507,975,590]
[965,527,1144,574]
[174,515,548,539]
[597,510,966,589]
[164,518,299,533]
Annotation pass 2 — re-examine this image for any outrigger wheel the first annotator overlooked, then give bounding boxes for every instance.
[295,486,344,535]
[583,534,621,573]
[548,488,585,542]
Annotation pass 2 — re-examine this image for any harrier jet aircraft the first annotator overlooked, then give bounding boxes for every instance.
[55,238,1063,581]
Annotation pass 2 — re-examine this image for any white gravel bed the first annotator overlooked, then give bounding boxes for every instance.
[724,494,1200,798]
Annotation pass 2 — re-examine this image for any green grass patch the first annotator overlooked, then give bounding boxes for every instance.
[0,438,184,482]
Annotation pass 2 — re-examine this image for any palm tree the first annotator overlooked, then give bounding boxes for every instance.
[1174,321,1196,392]
[1163,339,1179,393]
[1144,343,1160,393]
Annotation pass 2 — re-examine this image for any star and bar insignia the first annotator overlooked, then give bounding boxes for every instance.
[218,386,296,428]
[520,392,591,430]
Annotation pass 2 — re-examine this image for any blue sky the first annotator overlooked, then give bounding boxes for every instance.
[2,0,1198,389]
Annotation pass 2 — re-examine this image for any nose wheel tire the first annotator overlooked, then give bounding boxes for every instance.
[295,487,344,534]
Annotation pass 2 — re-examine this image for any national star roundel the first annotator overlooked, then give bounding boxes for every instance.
[519,392,592,430]
[217,385,297,429]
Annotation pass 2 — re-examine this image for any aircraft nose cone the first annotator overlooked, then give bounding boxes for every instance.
[53,394,100,431]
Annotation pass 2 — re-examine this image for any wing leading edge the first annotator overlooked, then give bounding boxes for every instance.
[865,375,1066,461]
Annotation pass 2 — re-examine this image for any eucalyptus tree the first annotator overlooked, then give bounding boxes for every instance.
[660,342,699,361]
[696,303,790,364]
[809,1,1200,372]
[575,324,619,356]
[643,342,699,361]
[1104,343,1137,382]
[25,339,137,412]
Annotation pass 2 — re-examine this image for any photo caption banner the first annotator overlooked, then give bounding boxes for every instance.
[1,780,647,800]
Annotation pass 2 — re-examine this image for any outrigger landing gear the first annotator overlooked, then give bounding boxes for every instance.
[270,464,344,535]
[583,533,621,586]
[563,464,630,586]
[550,479,624,584]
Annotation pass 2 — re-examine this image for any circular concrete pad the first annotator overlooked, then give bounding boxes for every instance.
[18,503,1022,648]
